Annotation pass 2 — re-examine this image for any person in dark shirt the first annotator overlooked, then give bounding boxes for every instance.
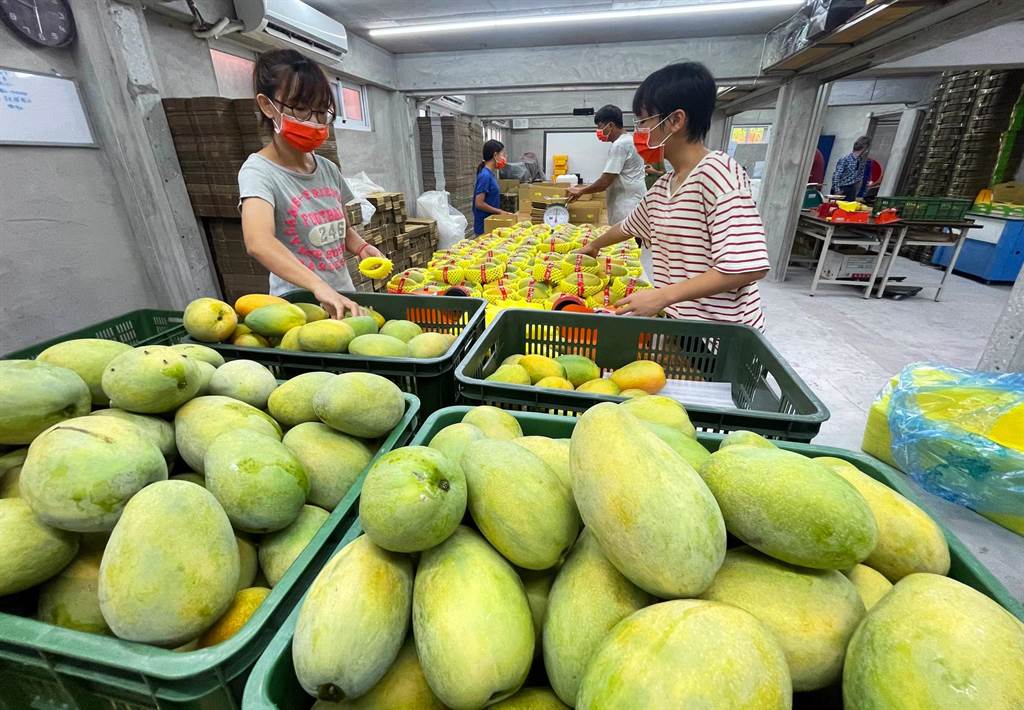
[831,136,870,200]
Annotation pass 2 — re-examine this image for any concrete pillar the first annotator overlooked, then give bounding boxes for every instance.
[760,76,831,281]
[71,0,220,305]
[878,108,924,195]
[707,110,730,152]
[980,269,1024,372]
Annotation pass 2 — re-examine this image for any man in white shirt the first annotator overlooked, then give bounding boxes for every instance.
[567,105,647,225]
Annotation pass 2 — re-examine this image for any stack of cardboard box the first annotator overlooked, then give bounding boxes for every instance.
[356,192,406,259]
[163,97,339,220]
[417,115,484,236]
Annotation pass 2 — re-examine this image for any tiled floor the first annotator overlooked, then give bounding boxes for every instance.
[759,256,1023,602]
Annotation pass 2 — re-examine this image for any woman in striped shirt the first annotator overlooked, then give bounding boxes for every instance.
[580,62,770,330]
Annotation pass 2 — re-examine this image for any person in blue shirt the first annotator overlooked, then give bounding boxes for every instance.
[830,136,870,200]
[473,139,513,235]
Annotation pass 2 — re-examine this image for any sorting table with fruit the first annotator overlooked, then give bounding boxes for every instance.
[245,403,1023,709]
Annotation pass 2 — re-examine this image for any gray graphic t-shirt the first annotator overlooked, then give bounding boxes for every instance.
[238,153,356,296]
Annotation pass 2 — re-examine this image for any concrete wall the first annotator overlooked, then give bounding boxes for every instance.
[146,15,219,96]
[876,22,1024,73]
[0,31,158,352]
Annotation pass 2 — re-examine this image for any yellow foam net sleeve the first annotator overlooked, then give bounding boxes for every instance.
[862,363,1024,535]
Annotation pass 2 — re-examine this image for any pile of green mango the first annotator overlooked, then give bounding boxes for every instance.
[0,341,406,649]
[293,398,1024,710]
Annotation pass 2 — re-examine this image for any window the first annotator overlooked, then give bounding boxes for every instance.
[484,123,508,144]
[210,48,256,99]
[334,81,371,131]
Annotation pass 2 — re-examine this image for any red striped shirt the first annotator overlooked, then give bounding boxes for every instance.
[622,151,770,330]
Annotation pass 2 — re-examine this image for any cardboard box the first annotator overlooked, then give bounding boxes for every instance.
[484,215,518,233]
[498,178,520,193]
[820,248,891,281]
[569,203,602,225]
[519,183,568,206]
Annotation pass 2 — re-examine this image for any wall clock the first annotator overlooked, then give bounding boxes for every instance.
[1,0,75,48]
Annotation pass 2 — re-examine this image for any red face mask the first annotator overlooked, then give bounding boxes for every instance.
[275,112,329,153]
[495,155,507,169]
[596,126,612,143]
[632,129,664,165]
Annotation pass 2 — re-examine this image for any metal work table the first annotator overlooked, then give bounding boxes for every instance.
[796,214,897,297]
[875,220,979,299]
[796,213,978,299]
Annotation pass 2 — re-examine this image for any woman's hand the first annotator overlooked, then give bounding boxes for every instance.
[615,288,668,318]
[566,185,585,203]
[575,242,600,257]
[359,244,384,260]
[312,283,363,318]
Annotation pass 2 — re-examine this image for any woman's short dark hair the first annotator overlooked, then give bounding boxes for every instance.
[253,48,336,128]
[594,105,623,128]
[632,62,716,143]
[478,139,505,173]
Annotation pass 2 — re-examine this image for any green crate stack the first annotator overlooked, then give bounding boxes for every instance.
[871,196,974,222]
[4,310,186,359]
[455,309,828,441]
[0,395,419,710]
[241,406,1024,710]
[182,292,486,414]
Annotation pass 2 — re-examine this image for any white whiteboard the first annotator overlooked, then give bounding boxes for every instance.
[0,67,95,147]
[544,131,612,183]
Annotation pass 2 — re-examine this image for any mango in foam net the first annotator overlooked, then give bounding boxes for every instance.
[463,260,506,285]
[532,256,570,284]
[558,271,606,298]
[562,253,600,275]
[610,275,652,300]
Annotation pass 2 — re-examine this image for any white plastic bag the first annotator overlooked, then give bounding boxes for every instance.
[417,191,468,249]
[342,171,386,224]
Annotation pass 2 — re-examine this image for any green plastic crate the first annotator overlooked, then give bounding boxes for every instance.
[242,406,1024,710]
[0,394,419,710]
[4,310,186,359]
[872,196,973,222]
[182,292,486,414]
[455,309,829,442]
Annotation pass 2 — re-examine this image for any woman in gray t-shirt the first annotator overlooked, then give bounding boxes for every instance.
[238,49,383,318]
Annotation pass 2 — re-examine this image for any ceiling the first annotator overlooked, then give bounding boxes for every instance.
[305,0,799,53]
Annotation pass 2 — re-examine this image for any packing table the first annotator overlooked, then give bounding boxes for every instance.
[795,213,978,299]
[796,213,898,298]
[874,219,978,300]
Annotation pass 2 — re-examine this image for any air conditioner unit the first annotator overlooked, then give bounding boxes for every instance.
[234,0,348,67]
[512,118,530,130]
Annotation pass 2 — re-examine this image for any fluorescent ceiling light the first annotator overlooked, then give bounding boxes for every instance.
[369,0,804,37]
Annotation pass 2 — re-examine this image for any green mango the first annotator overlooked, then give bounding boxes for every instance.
[700,547,865,691]
[700,446,878,570]
[293,535,412,701]
[461,440,578,570]
[571,403,725,597]
[543,529,651,705]
[577,600,791,709]
[844,573,1024,709]
[413,526,533,709]
[98,480,238,646]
